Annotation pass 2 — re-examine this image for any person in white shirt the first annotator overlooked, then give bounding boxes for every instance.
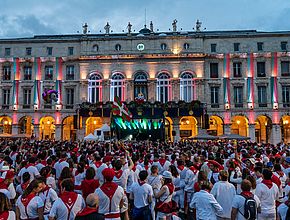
[49,178,85,220]
[0,192,15,220]
[211,170,236,220]
[255,168,279,220]
[277,191,290,220]
[130,170,153,220]
[231,179,261,220]
[53,153,69,180]
[18,158,41,183]
[190,180,223,220]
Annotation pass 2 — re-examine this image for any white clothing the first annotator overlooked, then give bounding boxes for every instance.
[49,194,85,220]
[230,171,242,194]
[54,160,69,179]
[190,190,223,220]
[38,188,58,215]
[113,168,130,191]
[210,181,236,218]
[131,182,153,208]
[277,203,289,220]
[184,169,198,193]
[47,176,57,191]
[232,194,260,220]
[18,165,40,183]
[97,163,108,185]
[16,195,44,219]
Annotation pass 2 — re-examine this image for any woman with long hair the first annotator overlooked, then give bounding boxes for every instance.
[58,167,73,192]
[0,192,15,219]
[76,167,99,199]
[16,179,44,220]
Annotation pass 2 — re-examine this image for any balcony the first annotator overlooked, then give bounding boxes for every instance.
[234,103,243,108]
[23,104,31,109]
[211,104,220,108]
[65,104,74,109]
[1,105,9,109]
[283,103,290,107]
[258,103,268,108]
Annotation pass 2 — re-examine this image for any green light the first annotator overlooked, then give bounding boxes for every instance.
[153,121,158,129]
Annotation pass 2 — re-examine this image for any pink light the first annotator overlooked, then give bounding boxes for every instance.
[273,111,280,124]
[12,113,17,124]
[224,111,231,124]
[248,111,255,124]
[33,113,39,124]
[100,84,103,102]
[55,112,61,125]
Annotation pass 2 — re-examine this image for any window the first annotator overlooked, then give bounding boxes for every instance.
[281,41,287,51]
[258,86,267,107]
[134,72,148,100]
[23,89,31,108]
[183,43,189,50]
[210,63,219,78]
[281,61,290,77]
[26,47,32,56]
[44,66,53,80]
[257,42,263,51]
[3,66,11,80]
[65,88,74,109]
[92,44,99,52]
[157,72,171,103]
[110,73,125,101]
[210,87,219,108]
[23,66,32,80]
[47,47,53,56]
[115,44,121,51]
[233,62,242,77]
[68,47,74,56]
[282,86,290,107]
[66,65,75,80]
[161,43,167,50]
[2,89,10,108]
[88,73,102,103]
[234,43,240,52]
[180,72,194,102]
[257,62,266,77]
[211,44,217,53]
[234,86,243,108]
[4,48,11,56]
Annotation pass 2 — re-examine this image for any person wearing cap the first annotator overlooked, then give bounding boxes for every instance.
[75,193,104,220]
[0,170,16,199]
[153,171,176,220]
[95,168,124,220]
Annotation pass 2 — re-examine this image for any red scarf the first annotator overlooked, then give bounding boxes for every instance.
[277,171,285,177]
[189,166,198,174]
[21,181,30,191]
[241,191,253,198]
[0,211,9,220]
[41,160,47,166]
[76,207,98,217]
[21,193,36,207]
[144,165,149,171]
[165,183,175,195]
[59,191,78,207]
[177,165,184,171]
[25,163,34,169]
[132,164,137,172]
[100,182,118,200]
[138,180,146,186]
[159,159,166,167]
[262,179,273,189]
[114,169,123,179]
[59,159,66,163]
[95,161,102,168]
[0,179,7,190]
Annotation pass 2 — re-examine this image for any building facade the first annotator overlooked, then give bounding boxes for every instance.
[0,25,290,144]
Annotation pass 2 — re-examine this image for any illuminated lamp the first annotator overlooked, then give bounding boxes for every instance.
[247,103,253,110]
[34,105,38,111]
[273,103,278,110]
[13,105,18,111]
[225,103,230,110]
[55,104,62,111]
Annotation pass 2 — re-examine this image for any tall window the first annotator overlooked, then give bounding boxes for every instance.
[23,66,32,80]
[257,62,266,77]
[3,66,11,80]
[233,62,242,77]
[66,65,75,80]
[134,72,148,100]
[44,66,53,80]
[26,47,32,56]
[47,47,53,56]
[157,72,171,103]
[2,89,10,108]
[210,63,219,78]
[234,86,243,108]
[23,89,31,108]
[281,61,290,77]
[180,72,194,102]
[234,43,240,52]
[257,42,264,51]
[282,86,290,107]
[88,73,102,103]
[258,86,267,107]
[68,47,74,56]
[210,87,219,108]
[110,73,125,101]
[211,44,217,53]
[4,48,11,56]
[281,42,288,51]
[65,88,74,109]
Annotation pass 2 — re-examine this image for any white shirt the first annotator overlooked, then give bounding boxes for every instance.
[16,195,44,219]
[210,181,236,218]
[113,168,130,191]
[0,211,15,220]
[97,163,108,185]
[190,190,223,220]
[49,194,85,220]
[232,194,261,220]
[0,183,16,199]
[18,165,40,183]
[38,188,58,215]
[131,182,153,208]
[277,203,289,220]
[54,160,69,179]
[184,169,198,192]
[255,182,279,214]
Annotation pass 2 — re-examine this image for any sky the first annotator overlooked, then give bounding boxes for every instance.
[1,0,290,38]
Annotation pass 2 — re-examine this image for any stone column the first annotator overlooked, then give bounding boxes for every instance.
[77,118,86,141]
[271,123,282,145]
[103,79,110,102]
[224,124,231,135]
[55,124,62,141]
[248,124,255,142]
[148,79,157,102]
[12,124,18,135]
[172,118,180,142]
[34,125,40,140]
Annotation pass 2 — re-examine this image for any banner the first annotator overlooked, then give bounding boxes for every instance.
[112,96,132,121]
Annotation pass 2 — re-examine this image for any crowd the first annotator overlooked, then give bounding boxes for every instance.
[0,138,289,220]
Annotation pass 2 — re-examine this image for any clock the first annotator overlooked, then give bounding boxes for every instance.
[137,43,145,51]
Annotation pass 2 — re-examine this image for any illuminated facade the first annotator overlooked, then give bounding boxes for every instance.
[1,26,290,144]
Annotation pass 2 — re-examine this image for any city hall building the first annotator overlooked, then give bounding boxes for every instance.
[0,21,290,144]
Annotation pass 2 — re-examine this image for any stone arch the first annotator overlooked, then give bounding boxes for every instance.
[39,116,55,140]
[280,115,290,143]
[179,70,197,78]
[18,116,33,135]
[231,115,249,137]
[0,116,12,134]
[87,71,103,80]
[156,70,173,79]
[208,115,224,136]
[255,115,272,143]
[62,116,75,141]
[86,117,103,136]
[179,116,198,138]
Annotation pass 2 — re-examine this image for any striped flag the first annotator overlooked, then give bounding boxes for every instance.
[112,96,132,121]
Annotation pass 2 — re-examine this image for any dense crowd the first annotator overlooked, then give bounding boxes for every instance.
[0,138,289,220]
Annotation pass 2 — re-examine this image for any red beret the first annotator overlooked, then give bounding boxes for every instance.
[102,168,115,181]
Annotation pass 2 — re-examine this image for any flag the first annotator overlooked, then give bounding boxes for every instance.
[112,96,132,121]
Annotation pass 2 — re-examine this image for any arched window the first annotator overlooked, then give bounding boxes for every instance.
[88,73,102,103]
[110,73,125,101]
[180,72,195,102]
[157,72,171,103]
[134,72,148,100]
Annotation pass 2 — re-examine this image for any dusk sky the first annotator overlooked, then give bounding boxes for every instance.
[1,0,290,38]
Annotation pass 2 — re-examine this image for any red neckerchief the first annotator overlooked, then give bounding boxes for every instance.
[21,193,36,207]
[241,191,253,198]
[139,159,144,164]
[100,182,118,199]
[21,181,30,191]
[0,179,8,190]
[171,160,175,165]
[272,174,281,187]
[41,185,50,193]
[59,159,66,163]
[262,179,273,189]
[177,165,184,171]
[159,159,166,167]
[25,163,34,169]
[277,171,284,177]
[59,191,78,207]
[41,160,47,166]
[0,211,9,219]
[114,169,123,179]
[10,152,17,157]
[76,207,98,217]
[144,165,149,170]
[149,160,153,164]
[189,166,198,174]
[132,164,137,172]
[194,182,200,192]
[95,161,102,168]
[165,182,175,195]
[138,180,146,186]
